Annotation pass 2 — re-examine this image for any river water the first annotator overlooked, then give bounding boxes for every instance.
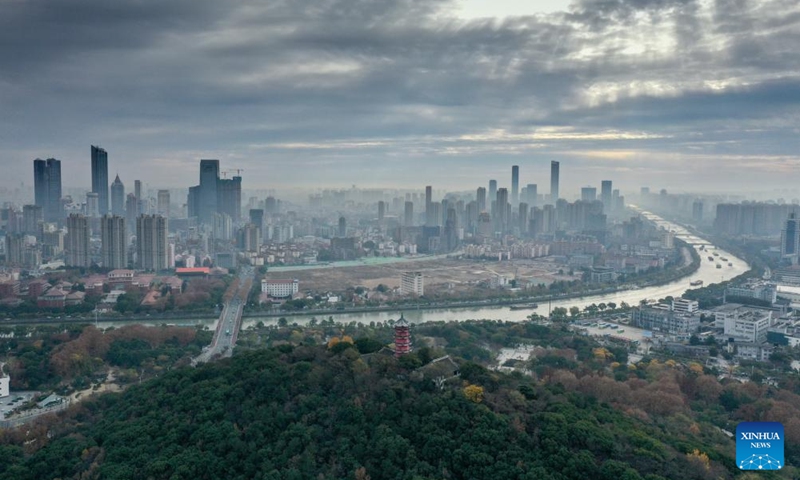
[98,211,749,329]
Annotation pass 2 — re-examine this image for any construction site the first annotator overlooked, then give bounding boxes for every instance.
[265,256,581,298]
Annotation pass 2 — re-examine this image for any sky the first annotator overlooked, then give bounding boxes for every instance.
[2,0,799,197]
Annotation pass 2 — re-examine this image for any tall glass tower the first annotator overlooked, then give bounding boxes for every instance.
[91,145,109,215]
[550,161,560,203]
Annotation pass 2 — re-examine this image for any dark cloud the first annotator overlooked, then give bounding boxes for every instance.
[0,0,798,193]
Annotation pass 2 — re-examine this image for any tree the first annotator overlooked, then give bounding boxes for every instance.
[569,306,581,319]
[550,307,569,322]
[463,384,484,403]
[607,302,617,310]
[278,317,288,328]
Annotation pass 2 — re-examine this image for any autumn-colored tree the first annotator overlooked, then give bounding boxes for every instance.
[463,384,484,403]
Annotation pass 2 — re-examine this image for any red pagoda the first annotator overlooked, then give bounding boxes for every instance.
[394,314,411,358]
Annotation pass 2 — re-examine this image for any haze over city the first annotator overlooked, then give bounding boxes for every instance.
[3,0,800,192]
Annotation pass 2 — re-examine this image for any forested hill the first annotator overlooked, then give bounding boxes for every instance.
[0,343,749,480]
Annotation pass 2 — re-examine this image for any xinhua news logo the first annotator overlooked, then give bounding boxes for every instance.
[736,422,784,471]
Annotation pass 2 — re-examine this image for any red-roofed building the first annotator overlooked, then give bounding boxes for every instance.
[176,267,210,278]
[38,287,67,309]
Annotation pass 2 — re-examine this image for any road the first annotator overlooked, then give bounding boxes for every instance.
[193,266,255,364]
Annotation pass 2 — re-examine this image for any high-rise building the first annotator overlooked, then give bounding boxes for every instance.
[518,203,529,236]
[526,184,537,206]
[476,187,487,213]
[550,161,560,203]
[157,190,170,218]
[22,205,43,236]
[136,215,168,271]
[110,175,125,216]
[404,201,414,227]
[91,146,109,215]
[4,234,25,266]
[218,175,242,221]
[692,200,704,223]
[511,165,519,205]
[338,216,347,237]
[213,213,234,241]
[249,209,264,233]
[581,187,597,202]
[238,223,261,252]
[781,213,799,257]
[488,180,497,212]
[33,158,62,223]
[600,180,612,210]
[265,196,278,215]
[101,215,127,269]
[496,188,509,233]
[199,159,220,224]
[125,193,138,237]
[65,214,90,268]
[425,186,433,226]
[187,186,200,219]
[378,201,386,222]
[86,192,100,218]
[400,272,424,296]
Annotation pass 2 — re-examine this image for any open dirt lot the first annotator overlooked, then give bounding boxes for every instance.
[266,257,581,295]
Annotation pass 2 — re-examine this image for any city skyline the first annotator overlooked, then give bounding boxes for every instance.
[1,0,799,192]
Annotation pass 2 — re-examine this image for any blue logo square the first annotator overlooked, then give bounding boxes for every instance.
[736,422,784,471]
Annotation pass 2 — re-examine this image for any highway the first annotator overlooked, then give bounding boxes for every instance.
[193,266,255,364]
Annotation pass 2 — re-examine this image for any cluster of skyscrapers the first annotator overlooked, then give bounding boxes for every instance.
[20,146,172,270]
[391,162,622,253]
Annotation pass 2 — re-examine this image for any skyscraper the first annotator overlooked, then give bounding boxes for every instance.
[134,180,145,214]
[496,187,509,233]
[157,190,170,218]
[511,165,519,205]
[125,193,138,237]
[425,185,433,227]
[86,192,100,218]
[110,175,125,216]
[218,175,242,221]
[526,184,537,206]
[404,201,414,227]
[601,180,612,211]
[781,213,799,257]
[249,209,264,233]
[101,215,127,269]
[338,216,347,237]
[33,158,62,223]
[550,161,559,203]
[22,205,43,236]
[476,187,487,213]
[65,214,90,268]
[199,159,220,224]
[581,187,597,202]
[488,180,497,210]
[378,201,386,222]
[136,214,168,271]
[91,146,109,215]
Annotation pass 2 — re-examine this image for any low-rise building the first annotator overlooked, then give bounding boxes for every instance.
[631,305,699,335]
[262,279,299,298]
[37,287,67,309]
[672,297,699,314]
[712,304,773,343]
[725,281,778,304]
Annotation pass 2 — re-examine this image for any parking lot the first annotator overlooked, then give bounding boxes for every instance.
[0,391,37,419]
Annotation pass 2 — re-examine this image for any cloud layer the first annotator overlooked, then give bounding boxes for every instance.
[1,0,799,195]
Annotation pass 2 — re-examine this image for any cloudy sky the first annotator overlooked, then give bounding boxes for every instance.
[2,0,799,197]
